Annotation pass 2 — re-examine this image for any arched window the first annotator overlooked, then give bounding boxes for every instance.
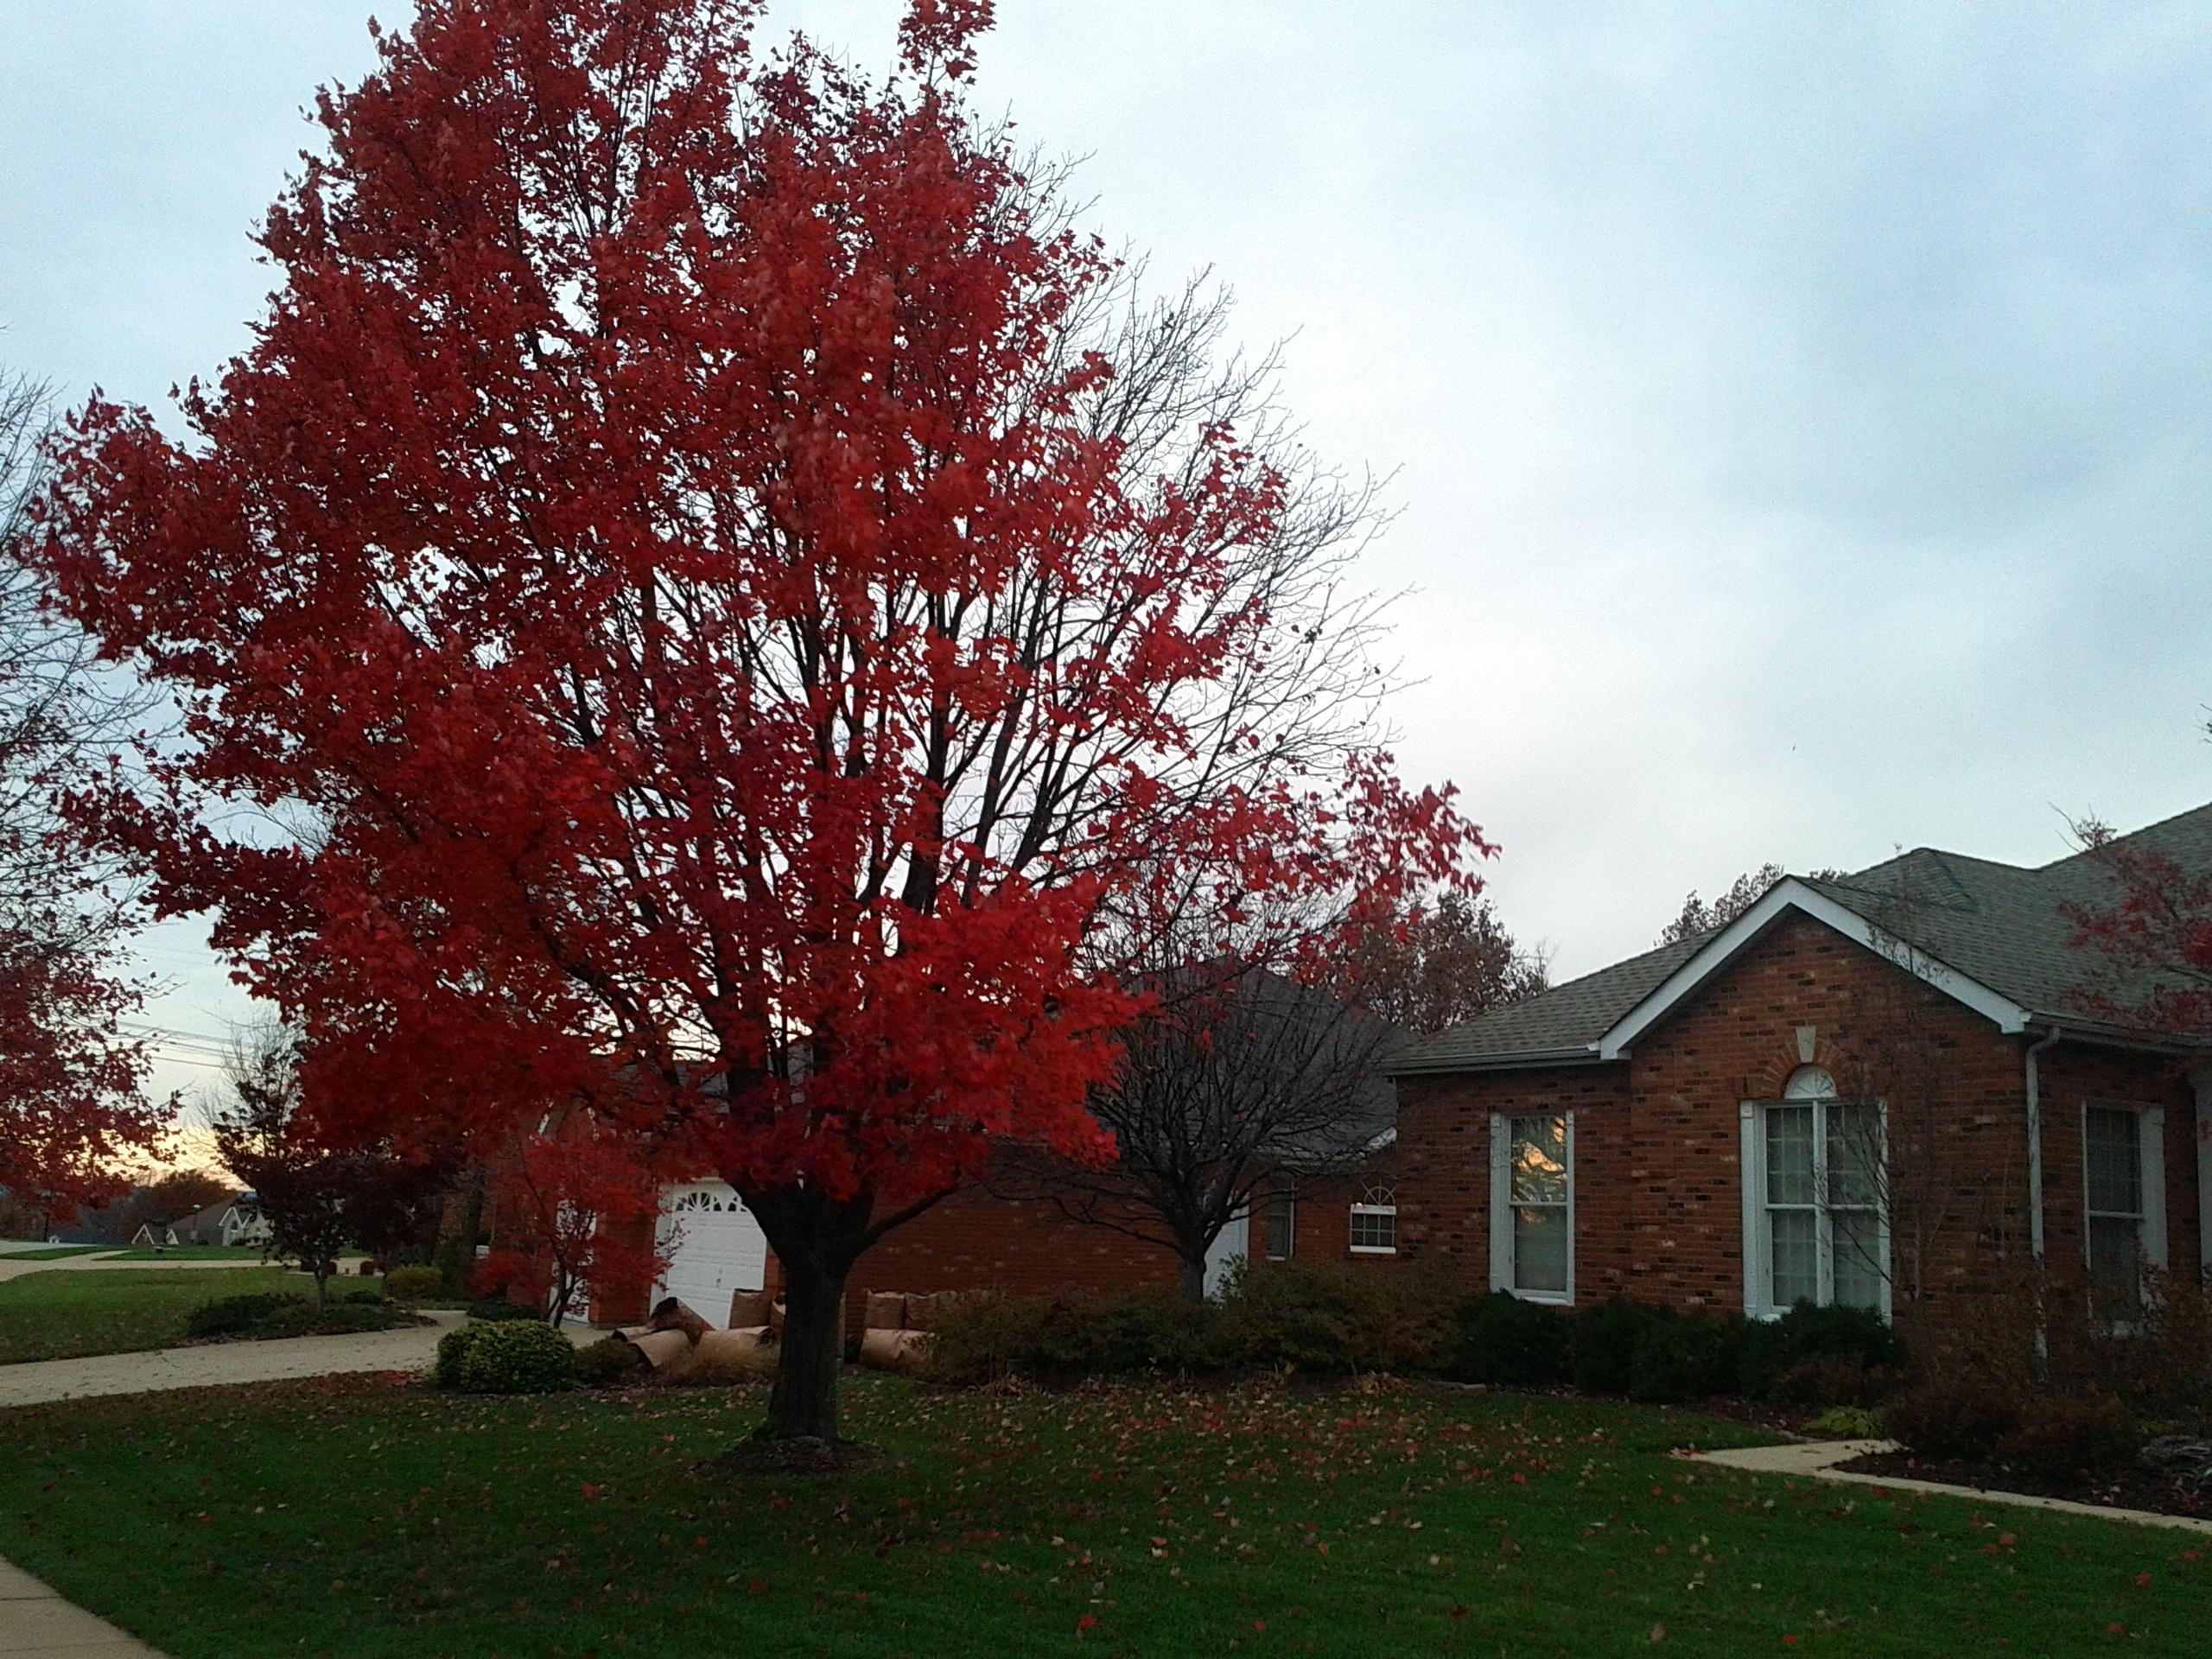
[1782,1065,1835,1099]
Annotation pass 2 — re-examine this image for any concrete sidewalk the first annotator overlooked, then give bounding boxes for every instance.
[0,1311,463,1409]
[0,1557,163,1658]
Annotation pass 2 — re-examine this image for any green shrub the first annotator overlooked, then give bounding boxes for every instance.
[1999,1395,2140,1481]
[1627,1312,1745,1403]
[1449,1292,1570,1386]
[454,1319,576,1394]
[185,1292,310,1339]
[1569,1298,1649,1395]
[927,1265,1452,1384]
[1217,1262,1453,1374]
[1883,1373,2021,1459]
[1804,1404,1885,1439]
[384,1265,446,1303]
[465,1297,541,1323]
[434,1324,483,1389]
[1768,1353,1899,1408]
[1738,1302,1904,1400]
[575,1336,652,1389]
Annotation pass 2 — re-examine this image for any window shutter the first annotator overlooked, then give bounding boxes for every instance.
[1488,1115,1511,1294]
[1739,1102,1764,1318]
[2142,1107,2169,1270]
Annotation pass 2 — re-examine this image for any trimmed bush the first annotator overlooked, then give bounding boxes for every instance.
[1627,1312,1744,1403]
[1738,1302,1903,1401]
[1217,1262,1454,1374]
[575,1335,652,1388]
[927,1265,1453,1384]
[1450,1292,1570,1386]
[464,1297,541,1323]
[186,1292,311,1338]
[1999,1396,2140,1481]
[454,1319,576,1394]
[434,1324,483,1389]
[384,1265,447,1303]
[1804,1404,1885,1439]
[1568,1298,1649,1395]
[1768,1353,1897,1408]
[1883,1373,2020,1459]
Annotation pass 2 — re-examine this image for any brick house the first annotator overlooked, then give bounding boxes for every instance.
[1387,804,2212,1340]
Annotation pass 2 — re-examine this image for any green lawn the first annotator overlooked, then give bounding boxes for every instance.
[0,1268,379,1364]
[0,1376,2201,1658]
[0,1245,110,1261]
[103,1245,270,1262]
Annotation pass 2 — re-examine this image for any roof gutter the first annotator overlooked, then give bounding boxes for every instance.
[2023,1025,2064,1262]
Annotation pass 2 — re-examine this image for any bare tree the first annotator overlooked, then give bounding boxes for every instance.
[1824,870,2030,1313]
[1333,889,1548,1034]
[1006,960,1405,1302]
[1658,862,1843,946]
[0,364,167,1213]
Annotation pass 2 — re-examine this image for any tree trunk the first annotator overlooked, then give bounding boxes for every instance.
[763,1249,849,1443]
[1178,1249,1207,1306]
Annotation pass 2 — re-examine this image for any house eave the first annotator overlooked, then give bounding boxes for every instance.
[1385,1044,1610,1077]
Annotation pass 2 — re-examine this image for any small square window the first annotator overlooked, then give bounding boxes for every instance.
[1349,1183,1396,1255]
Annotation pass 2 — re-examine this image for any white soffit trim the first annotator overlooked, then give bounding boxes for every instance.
[1595,879,2030,1061]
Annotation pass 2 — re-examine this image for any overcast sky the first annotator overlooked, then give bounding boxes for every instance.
[5,1,2211,1120]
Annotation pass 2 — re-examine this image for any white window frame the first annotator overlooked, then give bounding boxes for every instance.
[1264,1186,1295,1262]
[1489,1111,1574,1306]
[1739,1074,1891,1323]
[1348,1182,1397,1255]
[2081,1102,2166,1312]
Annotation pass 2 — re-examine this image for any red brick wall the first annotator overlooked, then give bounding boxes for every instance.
[837,1186,1180,1328]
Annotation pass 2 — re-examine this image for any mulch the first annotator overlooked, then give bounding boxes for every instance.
[1839,1448,2212,1522]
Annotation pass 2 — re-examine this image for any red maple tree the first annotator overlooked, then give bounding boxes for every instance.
[32,0,1486,1441]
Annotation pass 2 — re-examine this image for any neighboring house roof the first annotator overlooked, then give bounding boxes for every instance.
[1393,800,2212,1074]
[168,1198,247,1244]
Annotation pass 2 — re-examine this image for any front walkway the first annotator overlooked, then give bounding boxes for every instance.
[0,1556,163,1657]
[1688,1437,2212,1536]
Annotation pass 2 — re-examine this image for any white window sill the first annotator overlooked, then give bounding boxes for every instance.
[1348,1245,1397,1256]
[1509,1288,1572,1306]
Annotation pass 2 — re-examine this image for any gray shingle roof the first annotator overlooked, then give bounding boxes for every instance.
[1392,800,2212,1073]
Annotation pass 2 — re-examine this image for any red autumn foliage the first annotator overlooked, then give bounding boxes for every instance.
[28,0,1486,1437]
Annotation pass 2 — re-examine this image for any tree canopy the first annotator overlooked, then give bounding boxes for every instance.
[31,0,1486,1442]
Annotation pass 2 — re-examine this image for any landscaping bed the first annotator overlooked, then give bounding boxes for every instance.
[2,1371,2207,1657]
[1839,1444,2212,1523]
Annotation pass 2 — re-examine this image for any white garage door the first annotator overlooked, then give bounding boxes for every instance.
[654,1182,770,1328]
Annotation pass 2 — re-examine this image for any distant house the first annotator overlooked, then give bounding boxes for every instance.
[147,1196,271,1249]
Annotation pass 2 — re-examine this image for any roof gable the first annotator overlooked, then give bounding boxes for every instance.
[1392,799,2212,1075]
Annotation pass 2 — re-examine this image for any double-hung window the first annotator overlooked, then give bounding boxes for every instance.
[2083,1103,2166,1316]
[1490,1112,1573,1302]
[1740,1066,1887,1319]
[1349,1182,1396,1254]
